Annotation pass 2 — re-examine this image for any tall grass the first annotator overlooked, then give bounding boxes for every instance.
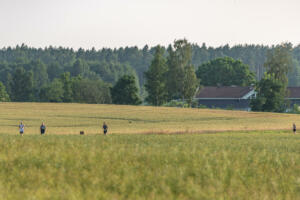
[0,132,300,199]
[1,103,300,199]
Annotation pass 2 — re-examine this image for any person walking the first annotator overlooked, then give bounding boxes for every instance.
[40,122,46,135]
[103,122,108,135]
[19,121,25,136]
[293,123,296,134]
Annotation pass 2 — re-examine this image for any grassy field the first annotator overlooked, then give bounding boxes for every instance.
[1,102,300,135]
[0,132,300,199]
[1,103,300,199]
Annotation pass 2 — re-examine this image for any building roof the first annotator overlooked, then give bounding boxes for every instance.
[195,86,300,99]
[195,86,253,99]
[288,87,300,98]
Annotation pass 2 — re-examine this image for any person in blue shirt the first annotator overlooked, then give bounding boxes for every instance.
[19,122,25,135]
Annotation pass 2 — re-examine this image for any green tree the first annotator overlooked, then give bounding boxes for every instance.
[72,78,112,104]
[39,79,64,102]
[250,74,286,112]
[183,65,199,106]
[47,62,63,81]
[72,59,89,77]
[166,39,193,100]
[144,46,168,106]
[10,67,34,102]
[264,43,293,85]
[111,75,141,105]
[251,43,293,112]
[30,59,49,88]
[28,59,49,100]
[0,63,12,94]
[60,72,73,102]
[288,59,300,86]
[196,57,255,86]
[0,81,10,102]
[1,71,12,96]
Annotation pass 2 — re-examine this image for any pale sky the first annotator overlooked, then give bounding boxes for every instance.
[0,0,299,49]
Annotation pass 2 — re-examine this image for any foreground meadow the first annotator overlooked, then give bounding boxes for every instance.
[0,132,299,200]
[1,102,300,135]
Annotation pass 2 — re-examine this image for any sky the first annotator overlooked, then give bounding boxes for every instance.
[0,0,299,49]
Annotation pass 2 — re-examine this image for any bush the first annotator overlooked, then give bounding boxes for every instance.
[226,105,234,110]
[191,100,199,108]
[164,100,187,108]
[288,104,300,114]
[198,104,208,109]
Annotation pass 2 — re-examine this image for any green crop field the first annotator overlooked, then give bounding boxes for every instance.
[1,132,300,200]
[0,103,300,199]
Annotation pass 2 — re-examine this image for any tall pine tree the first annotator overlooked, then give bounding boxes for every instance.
[144,46,168,106]
[166,39,199,104]
[183,65,199,106]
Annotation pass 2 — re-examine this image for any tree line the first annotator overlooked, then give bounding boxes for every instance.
[0,40,299,109]
[251,43,294,112]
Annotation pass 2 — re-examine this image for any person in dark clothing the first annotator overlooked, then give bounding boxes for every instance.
[40,122,46,135]
[103,122,108,135]
[293,123,296,134]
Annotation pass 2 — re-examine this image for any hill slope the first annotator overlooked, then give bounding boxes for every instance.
[0,102,299,135]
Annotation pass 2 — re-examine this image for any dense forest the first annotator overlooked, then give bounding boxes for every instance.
[0,42,300,103]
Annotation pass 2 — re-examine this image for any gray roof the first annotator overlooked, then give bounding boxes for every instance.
[196,86,253,98]
[288,87,300,98]
[195,86,300,99]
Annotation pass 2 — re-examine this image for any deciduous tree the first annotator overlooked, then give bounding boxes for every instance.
[196,57,255,86]
[251,43,293,112]
[60,72,73,102]
[264,43,293,85]
[39,79,64,102]
[111,75,141,105]
[250,74,286,112]
[11,67,34,101]
[72,78,112,104]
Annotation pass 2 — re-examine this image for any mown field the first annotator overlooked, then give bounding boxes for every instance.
[1,102,300,135]
[1,103,300,199]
